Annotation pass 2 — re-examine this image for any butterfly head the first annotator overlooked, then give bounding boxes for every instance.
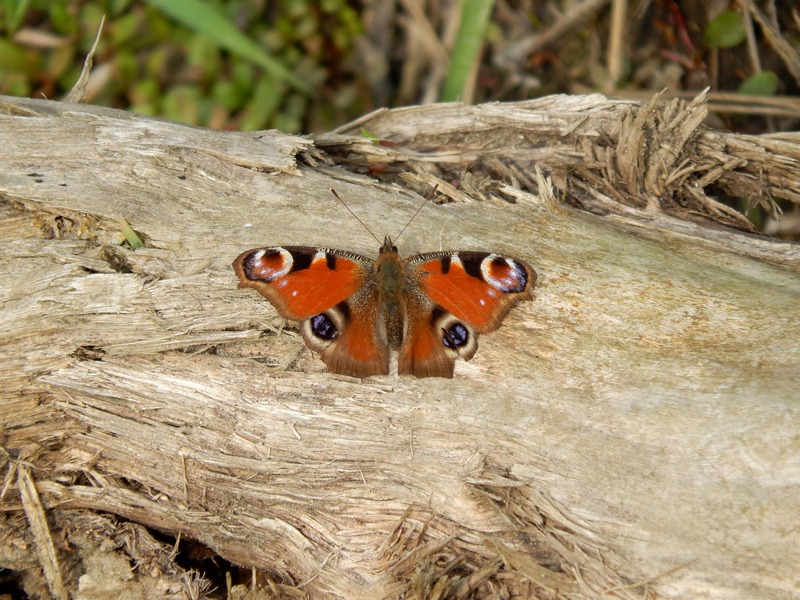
[380,235,398,254]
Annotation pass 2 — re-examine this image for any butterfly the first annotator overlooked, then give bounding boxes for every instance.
[232,236,537,378]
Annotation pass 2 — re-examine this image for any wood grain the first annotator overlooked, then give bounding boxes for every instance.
[1,93,798,599]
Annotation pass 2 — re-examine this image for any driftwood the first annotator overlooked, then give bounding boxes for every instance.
[1,92,799,599]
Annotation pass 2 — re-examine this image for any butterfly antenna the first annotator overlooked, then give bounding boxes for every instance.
[329,188,382,246]
[393,184,439,245]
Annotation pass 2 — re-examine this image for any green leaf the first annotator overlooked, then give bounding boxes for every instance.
[273,92,306,133]
[3,0,31,33]
[704,10,745,49]
[0,38,35,73]
[440,0,496,102]
[737,71,779,96]
[238,76,283,130]
[119,221,145,249]
[48,1,75,35]
[163,85,203,125]
[143,0,314,95]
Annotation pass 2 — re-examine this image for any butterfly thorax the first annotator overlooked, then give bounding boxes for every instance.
[375,238,407,350]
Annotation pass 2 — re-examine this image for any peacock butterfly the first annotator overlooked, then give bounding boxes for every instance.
[232,192,537,378]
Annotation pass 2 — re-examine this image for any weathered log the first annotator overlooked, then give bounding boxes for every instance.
[0,93,798,599]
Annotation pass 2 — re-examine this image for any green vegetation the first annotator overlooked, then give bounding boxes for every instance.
[0,0,361,132]
[0,1,795,136]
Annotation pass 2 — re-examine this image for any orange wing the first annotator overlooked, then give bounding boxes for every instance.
[233,246,369,319]
[398,251,537,378]
[407,251,536,331]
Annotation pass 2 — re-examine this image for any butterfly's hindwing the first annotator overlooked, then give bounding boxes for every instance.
[397,301,480,378]
[432,306,476,356]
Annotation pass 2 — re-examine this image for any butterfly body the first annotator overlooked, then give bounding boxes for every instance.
[233,237,536,378]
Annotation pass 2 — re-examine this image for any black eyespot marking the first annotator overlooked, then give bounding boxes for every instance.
[336,301,350,320]
[431,306,446,321]
[243,248,287,282]
[432,307,470,349]
[310,313,338,340]
[479,255,531,293]
[242,254,258,273]
[505,262,528,293]
[461,255,486,279]
[442,322,469,349]
[440,255,452,274]
[495,258,528,292]
[291,251,314,272]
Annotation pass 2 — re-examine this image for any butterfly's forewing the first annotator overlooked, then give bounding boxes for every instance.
[233,247,365,319]
[233,246,390,377]
[407,251,536,331]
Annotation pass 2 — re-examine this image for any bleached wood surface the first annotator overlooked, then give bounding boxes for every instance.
[1,93,799,599]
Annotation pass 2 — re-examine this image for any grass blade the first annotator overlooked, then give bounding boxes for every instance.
[440,0,496,102]
[144,0,314,95]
